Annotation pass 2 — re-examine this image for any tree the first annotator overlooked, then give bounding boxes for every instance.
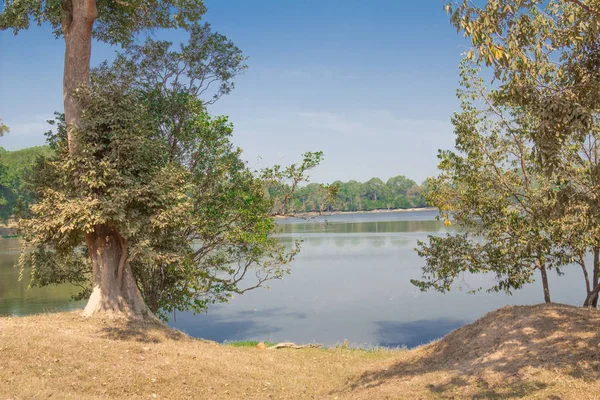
[262,153,327,215]
[387,175,419,209]
[363,178,387,209]
[415,3,600,306]
[287,176,425,213]
[1,0,251,317]
[443,0,600,307]
[414,63,560,303]
[0,118,8,137]
[0,146,54,223]
[18,44,322,320]
[444,0,600,169]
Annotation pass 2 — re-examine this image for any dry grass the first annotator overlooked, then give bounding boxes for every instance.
[2,303,600,399]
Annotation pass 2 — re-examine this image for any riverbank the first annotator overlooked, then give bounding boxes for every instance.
[275,206,438,219]
[1,303,599,399]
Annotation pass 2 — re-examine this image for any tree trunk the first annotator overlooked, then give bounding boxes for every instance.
[83,225,150,317]
[584,282,600,307]
[592,246,600,307]
[63,0,97,154]
[539,265,551,304]
[62,1,151,318]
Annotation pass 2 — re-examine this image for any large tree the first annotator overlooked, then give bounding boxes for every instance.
[415,62,560,303]
[17,32,322,320]
[415,0,600,306]
[415,61,600,307]
[444,0,600,168]
[0,1,250,317]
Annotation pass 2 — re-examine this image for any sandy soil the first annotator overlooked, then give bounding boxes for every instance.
[1,303,600,399]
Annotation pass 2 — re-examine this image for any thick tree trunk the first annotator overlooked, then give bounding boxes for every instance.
[62,1,151,318]
[63,0,97,154]
[83,225,150,317]
[539,265,551,304]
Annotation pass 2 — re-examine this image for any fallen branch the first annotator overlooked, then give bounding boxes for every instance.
[263,342,322,350]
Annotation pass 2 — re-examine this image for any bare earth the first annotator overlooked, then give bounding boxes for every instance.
[1,303,600,399]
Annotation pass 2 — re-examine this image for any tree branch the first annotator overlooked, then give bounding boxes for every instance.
[564,0,600,17]
[114,0,133,7]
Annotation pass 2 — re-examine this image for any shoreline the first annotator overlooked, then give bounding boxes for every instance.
[274,206,438,219]
[1,303,597,399]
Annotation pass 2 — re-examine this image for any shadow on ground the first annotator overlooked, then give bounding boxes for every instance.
[337,304,600,399]
[99,316,188,343]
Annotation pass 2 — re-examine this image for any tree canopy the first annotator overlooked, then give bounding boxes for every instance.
[445,0,600,169]
[415,1,600,306]
[0,0,207,45]
[17,37,322,319]
[0,145,54,223]
[272,175,425,214]
[0,118,8,137]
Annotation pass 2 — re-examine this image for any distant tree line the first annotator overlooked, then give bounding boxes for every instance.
[0,146,53,223]
[0,147,427,222]
[268,175,426,214]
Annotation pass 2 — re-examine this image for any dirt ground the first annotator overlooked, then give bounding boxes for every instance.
[2,303,600,399]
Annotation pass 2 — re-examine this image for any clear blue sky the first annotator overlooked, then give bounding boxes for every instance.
[0,1,467,184]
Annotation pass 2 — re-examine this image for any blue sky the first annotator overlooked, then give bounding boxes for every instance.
[0,1,467,184]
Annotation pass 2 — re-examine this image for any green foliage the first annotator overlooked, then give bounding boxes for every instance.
[444,0,600,170]
[262,152,330,215]
[414,62,556,297]
[415,53,600,305]
[107,22,248,105]
[0,117,8,137]
[1,0,207,46]
[275,175,426,214]
[18,36,321,320]
[0,145,54,223]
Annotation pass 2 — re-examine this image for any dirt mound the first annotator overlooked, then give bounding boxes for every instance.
[4,305,600,399]
[429,303,600,373]
[348,303,600,399]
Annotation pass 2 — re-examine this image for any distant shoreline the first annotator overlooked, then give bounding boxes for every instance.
[275,207,438,219]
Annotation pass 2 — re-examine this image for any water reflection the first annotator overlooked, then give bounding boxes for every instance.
[374,319,467,348]
[0,239,84,316]
[0,210,588,348]
[277,219,444,235]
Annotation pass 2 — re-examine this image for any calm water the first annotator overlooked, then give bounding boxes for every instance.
[0,240,84,315]
[0,210,586,347]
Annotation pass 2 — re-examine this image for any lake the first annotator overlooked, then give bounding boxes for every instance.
[0,210,587,348]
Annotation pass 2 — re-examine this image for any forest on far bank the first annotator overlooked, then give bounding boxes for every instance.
[270,175,426,214]
[0,145,53,223]
[0,145,426,222]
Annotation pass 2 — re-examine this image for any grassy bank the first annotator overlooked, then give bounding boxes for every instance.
[1,304,600,399]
